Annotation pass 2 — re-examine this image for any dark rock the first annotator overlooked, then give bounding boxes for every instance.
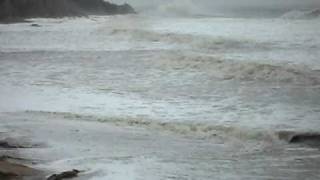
[0,141,20,149]
[0,171,18,180]
[31,23,41,27]
[290,133,320,143]
[0,156,25,161]
[278,131,320,149]
[47,169,81,180]
[0,138,44,149]
[0,140,31,149]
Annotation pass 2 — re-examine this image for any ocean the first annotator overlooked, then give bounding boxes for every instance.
[0,12,320,179]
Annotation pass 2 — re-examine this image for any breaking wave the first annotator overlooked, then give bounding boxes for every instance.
[23,110,277,141]
[155,53,320,85]
[109,29,320,85]
[23,110,320,148]
[111,29,261,50]
[111,28,318,53]
[281,9,320,19]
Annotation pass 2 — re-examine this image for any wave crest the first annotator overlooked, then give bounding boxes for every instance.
[23,110,278,141]
[24,110,320,149]
[158,53,320,85]
[109,29,320,85]
[111,29,271,51]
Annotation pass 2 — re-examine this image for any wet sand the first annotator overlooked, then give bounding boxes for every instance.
[0,140,45,180]
[0,160,44,180]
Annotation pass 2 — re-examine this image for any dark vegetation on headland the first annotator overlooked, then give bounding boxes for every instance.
[0,0,136,22]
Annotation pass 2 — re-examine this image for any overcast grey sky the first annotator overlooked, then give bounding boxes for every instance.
[110,0,320,16]
[111,0,320,8]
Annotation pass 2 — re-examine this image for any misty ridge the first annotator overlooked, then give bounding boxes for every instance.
[0,0,135,21]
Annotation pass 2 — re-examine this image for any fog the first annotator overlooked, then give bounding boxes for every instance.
[110,0,320,17]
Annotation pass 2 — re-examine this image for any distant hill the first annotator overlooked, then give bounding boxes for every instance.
[0,0,135,21]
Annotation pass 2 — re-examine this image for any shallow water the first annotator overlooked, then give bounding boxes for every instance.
[1,111,320,180]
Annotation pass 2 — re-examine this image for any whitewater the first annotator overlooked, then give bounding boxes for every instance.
[0,13,320,179]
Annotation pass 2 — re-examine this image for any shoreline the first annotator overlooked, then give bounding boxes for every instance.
[0,133,84,180]
[0,111,319,179]
[0,159,45,180]
[0,138,46,180]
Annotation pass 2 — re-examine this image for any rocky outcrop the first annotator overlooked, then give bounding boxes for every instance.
[0,0,135,21]
[47,169,82,180]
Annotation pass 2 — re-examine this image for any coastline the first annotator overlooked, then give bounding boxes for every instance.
[1,111,320,180]
[0,137,46,180]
